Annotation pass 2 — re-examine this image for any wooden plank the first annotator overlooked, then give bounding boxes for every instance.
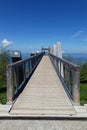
[10,56,75,115]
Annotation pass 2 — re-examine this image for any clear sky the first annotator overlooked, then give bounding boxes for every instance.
[0,0,87,53]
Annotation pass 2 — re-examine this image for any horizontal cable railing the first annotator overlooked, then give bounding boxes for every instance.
[49,53,80,104]
[7,52,43,103]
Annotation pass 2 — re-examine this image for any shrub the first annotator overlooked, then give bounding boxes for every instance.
[80,62,87,83]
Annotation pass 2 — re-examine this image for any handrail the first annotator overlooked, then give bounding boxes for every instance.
[7,52,43,103]
[49,53,80,104]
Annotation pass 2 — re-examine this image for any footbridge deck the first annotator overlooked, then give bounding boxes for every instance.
[10,56,76,115]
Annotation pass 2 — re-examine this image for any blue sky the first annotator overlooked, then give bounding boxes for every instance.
[0,0,87,53]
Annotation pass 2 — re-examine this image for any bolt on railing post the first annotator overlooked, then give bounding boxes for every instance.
[73,68,80,104]
[7,65,14,103]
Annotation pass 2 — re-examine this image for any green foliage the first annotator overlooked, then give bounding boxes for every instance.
[0,82,7,104]
[0,47,10,104]
[0,47,10,82]
[80,83,87,104]
[80,62,87,104]
[80,62,87,82]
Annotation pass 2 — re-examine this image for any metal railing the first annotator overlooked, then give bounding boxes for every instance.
[49,54,80,104]
[7,52,43,103]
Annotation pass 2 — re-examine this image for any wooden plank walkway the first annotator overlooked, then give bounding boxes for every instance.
[10,56,76,115]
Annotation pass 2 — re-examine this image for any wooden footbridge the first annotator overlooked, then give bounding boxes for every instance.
[7,45,80,116]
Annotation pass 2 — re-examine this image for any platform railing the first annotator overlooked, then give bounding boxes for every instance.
[7,52,43,103]
[49,53,80,104]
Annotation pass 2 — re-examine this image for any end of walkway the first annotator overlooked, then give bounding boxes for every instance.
[0,103,87,119]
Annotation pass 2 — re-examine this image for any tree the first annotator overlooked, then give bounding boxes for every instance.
[80,62,87,82]
[0,47,10,83]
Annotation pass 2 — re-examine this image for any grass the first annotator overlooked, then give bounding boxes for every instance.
[80,82,87,105]
[0,82,7,104]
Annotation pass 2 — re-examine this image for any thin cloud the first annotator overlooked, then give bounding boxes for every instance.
[2,39,13,48]
[72,30,83,38]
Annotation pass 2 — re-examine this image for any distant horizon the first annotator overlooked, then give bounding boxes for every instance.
[9,47,87,54]
[62,52,87,54]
